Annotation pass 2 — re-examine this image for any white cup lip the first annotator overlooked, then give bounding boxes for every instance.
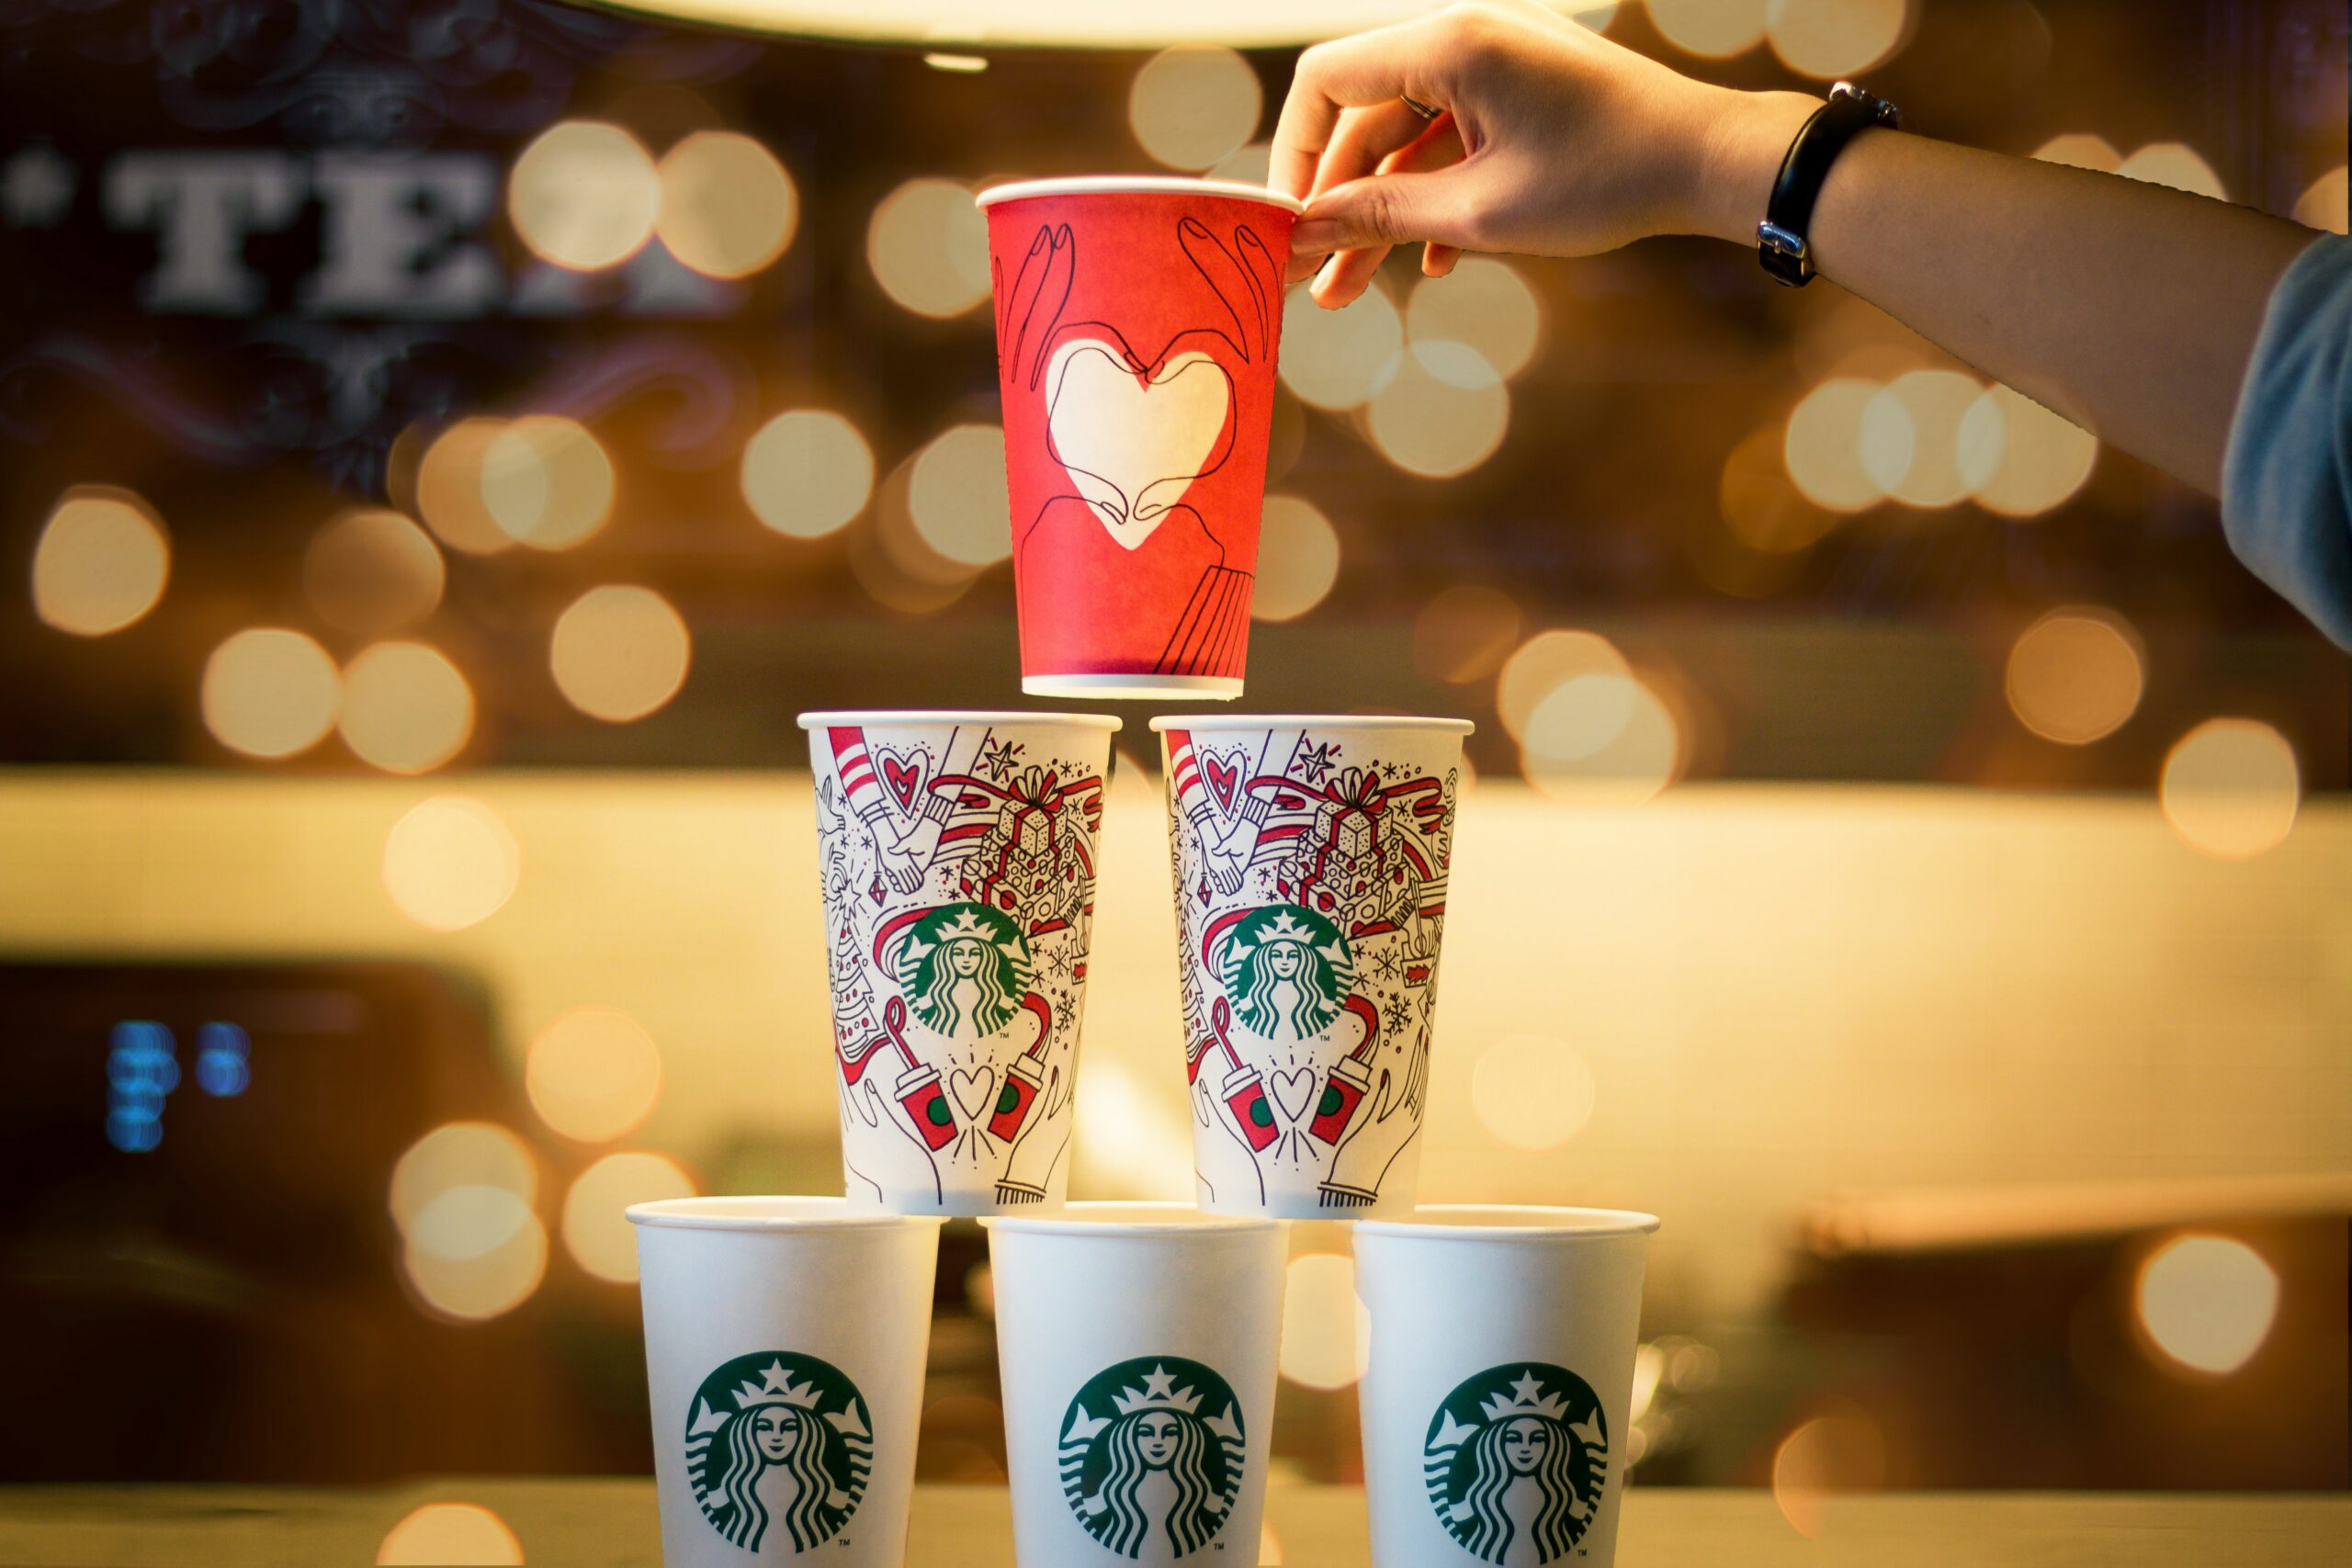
[798,709,1123,732]
[976,175,1306,216]
[627,1195,947,1232]
[979,1199,1283,1237]
[1148,713,1475,736]
[1353,1204,1661,1240]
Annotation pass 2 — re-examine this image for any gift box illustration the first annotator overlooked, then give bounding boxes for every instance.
[801,710,1118,1214]
[978,176,1304,701]
[1153,716,1471,1219]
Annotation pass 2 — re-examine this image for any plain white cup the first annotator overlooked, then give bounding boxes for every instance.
[1354,1206,1659,1568]
[800,709,1120,1215]
[629,1198,944,1567]
[983,1202,1286,1567]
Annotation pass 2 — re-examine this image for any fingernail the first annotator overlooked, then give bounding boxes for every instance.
[1292,219,1340,252]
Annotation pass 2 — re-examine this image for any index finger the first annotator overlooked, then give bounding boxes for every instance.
[1270,14,1450,202]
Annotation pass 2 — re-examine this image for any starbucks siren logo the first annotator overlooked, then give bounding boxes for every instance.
[1216,903,1355,1040]
[684,1350,871,1554]
[1424,1362,1609,1564]
[888,901,1035,1040]
[1058,1356,1247,1560]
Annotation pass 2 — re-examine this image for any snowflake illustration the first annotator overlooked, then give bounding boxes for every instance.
[1369,947,1403,984]
[979,738,1025,782]
[1295,739,1341,784]
[1383,993,1414,1036]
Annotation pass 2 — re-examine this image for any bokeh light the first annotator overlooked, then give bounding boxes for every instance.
[1782,378,1887,512]
[1497,628,1630,740]
[416,419,516,556]
[2160,718,2300,861]
[550,585,692,723]
[655,130,797,278]
[340,641,474,773]
[391,1122,536,1231]
[1646,0,1770,58]
[562,1150,697,1283]
[1278,1252,1369,1390]
[2116,141,2226,200]
[1406,256,1542,379]
[1860,368,1982,508]
[1956,383,2098,517]
[1128,44,1261,171]
[2004,607,2143,745]
[305,509,444,637]
[2031,132,2122,173]
[867,177,990,317]
[381,795,520,932]
[507,120,660,271]
[403,1207,547,1322]
[852,454,984,616]
[201,628,341,760]
[742,409,875,537]
[1765,0,1909,78]
[2295,166,2348,233]
[1521,672,1683,805]
[1470,1034,1597,1151]
[1207,141,1272,186]
[376,1502,525,1566]
[1366,340,1509,478]
[908,424,1012,567]
[480,415,616,550]
[1771,1408,1887,1539]
[1250,495,1340,621]
[1722,424,1840,553]
[527,1008,664,1144]
[2135,1234,2279,1376]
[31,487,169,636]
[1279,280,1402,410]
[1415,585,1523,683]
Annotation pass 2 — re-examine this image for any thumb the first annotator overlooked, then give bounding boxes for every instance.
[1291,166,1476,255]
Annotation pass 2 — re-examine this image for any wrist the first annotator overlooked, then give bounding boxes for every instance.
[1681,89,1821,246]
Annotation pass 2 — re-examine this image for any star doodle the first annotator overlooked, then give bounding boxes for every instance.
[978,738,1025,782]
[1295,739,1341,784]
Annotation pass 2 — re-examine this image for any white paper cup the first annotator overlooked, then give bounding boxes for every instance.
[1149,715,1471,1219]
[800,710,1121,1214]
[630,1198,944,1568]
[982,1203,1285,1567]
[1354,1206,1659,1568]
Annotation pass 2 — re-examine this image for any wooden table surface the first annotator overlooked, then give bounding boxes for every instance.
[2,1480,2346,1566]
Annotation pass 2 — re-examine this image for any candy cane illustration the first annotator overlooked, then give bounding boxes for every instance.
[823,724,988,893]
[1164,726,1297,895]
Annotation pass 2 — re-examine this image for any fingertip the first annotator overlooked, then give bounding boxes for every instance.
[1423,243,1461,277]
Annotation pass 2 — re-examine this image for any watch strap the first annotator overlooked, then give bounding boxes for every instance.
[1758,82,1900,287]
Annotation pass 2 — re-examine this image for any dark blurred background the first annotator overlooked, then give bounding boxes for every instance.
[0,0,2346,1542]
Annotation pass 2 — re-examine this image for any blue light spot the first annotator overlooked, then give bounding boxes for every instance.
[106,1111,163,1153]
[196,1053,250,1098]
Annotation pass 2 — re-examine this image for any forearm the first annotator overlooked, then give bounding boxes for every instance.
[1688,91,2319,496]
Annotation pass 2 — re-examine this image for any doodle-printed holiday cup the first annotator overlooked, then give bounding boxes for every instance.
[801,710,1119,1214]
[982,1203,1285,1568]
[1354,1208,1658,1568]
[629,1198,944,1568]
[1152,715,1469,1219]
[978,177,1304,701]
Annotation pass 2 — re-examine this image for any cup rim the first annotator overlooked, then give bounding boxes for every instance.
[979,1199,1283,1236]
[1353,1204,1662,1240]
[798,709,1123,732]
[627,1196,946,1232]
[1148,714,1476,735]
[976,175,1306,215]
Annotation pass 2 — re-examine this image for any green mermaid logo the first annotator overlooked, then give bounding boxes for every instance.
[1216,904,1354,1040]
[891,902,1035,1040]
[684,1350,871,1554]
[1058,1357,1247,1560]
[1423,1363,1609,1564]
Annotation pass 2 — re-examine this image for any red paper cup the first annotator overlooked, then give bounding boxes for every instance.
[977,176,1304,701]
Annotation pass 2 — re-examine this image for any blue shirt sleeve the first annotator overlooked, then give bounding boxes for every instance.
[2222,232,2352,649]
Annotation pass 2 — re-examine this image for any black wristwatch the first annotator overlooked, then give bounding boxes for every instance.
[1758,82,1900,287]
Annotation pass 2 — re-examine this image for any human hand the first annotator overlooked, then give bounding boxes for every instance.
[1272,0,1816,306]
